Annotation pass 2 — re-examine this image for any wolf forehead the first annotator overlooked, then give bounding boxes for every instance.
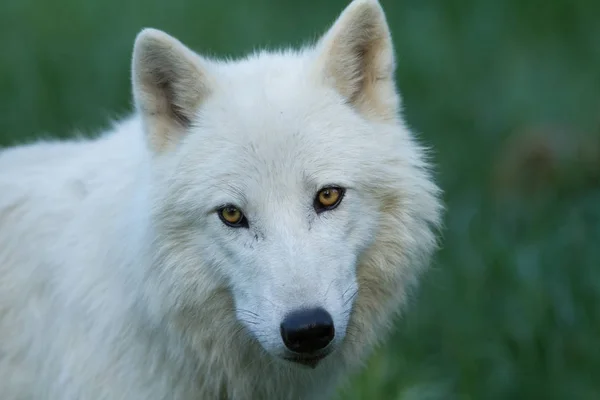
[188,53,383,143]
[176,126,390,212]
[175,59,397,175]
[178,114,400,205]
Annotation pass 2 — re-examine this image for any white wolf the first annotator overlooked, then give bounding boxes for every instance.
[0,0,442,398]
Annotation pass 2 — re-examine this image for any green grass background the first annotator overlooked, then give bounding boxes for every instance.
[1,0,599,398]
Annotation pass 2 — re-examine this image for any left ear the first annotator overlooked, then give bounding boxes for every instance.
[313,0,400,122]
[131,28,212,153]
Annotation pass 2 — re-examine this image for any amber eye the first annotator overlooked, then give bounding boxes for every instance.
[314,186,345,213]
[218,205,248,228]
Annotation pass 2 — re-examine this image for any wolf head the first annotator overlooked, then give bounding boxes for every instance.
[131,0,442,370]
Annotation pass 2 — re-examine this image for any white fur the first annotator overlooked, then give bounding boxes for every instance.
[0,0,443,399]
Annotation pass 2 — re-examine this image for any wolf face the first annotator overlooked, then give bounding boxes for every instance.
[167,90,391,365]
[132,0,442,370]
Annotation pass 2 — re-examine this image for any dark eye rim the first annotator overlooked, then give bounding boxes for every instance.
[217,205,249,228]
[314,186,346,214]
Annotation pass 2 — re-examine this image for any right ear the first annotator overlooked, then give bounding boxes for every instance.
[131,28,212,153]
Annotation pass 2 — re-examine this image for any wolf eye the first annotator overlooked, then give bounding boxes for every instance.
[218,205,248,228]
[314,186,345,213]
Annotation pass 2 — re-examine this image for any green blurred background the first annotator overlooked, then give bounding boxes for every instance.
[1,0,599,398]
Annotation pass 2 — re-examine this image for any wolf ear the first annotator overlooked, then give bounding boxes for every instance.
[132,28,211,153]
[314,0,399,121]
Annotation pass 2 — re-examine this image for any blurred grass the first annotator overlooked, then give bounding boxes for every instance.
[1,0,599,398]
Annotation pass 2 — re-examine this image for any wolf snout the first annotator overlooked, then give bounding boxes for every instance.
[280,307,335,356]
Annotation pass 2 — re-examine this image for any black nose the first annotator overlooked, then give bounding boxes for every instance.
[280,308,335,354]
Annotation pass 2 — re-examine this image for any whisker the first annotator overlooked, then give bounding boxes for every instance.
[342,288,359,308]
[324,279,336,302]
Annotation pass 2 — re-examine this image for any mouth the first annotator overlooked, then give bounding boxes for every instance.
[283,352,330,369]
